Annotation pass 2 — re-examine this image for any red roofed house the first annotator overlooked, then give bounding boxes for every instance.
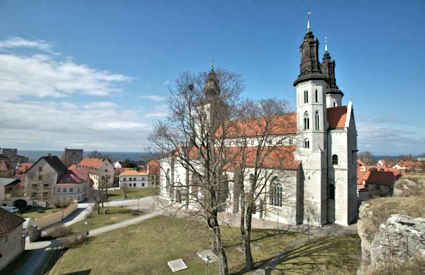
[54,169,89,205]
[76,158,114,190]
[159,21,358,226]
[147,160,160,186]
[0,208,25,271]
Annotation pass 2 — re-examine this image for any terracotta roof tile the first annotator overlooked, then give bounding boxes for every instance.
[78,158,103,169]
[327,106,347,129]
[216,112,297,138]
[119,169,148,176]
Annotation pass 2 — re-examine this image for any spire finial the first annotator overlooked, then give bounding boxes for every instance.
[210,57,215,70]
[324,36,328,52]
[307,10,312,32]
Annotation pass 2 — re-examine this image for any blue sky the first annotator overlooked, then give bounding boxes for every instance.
[0,0,424,155]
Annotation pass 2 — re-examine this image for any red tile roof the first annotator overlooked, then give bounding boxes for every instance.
[57,170,87,185]
[69,167,90,182]
[216,112,297,138]
[327,106,347,129]
[16,162,33,175]
[78,158,103,169]
[0,208,25,238]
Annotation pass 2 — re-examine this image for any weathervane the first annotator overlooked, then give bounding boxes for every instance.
[307,10,312,31]
[324,36,328,52]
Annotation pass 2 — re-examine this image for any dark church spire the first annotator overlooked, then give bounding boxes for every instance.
[204,66,220,100]
[321,36,344,96]
[293,12,327,86]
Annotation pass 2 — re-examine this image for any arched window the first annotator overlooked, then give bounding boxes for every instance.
[270,178,283,207]
[304,90,308,103]
[332,154,338,165]
[315,89,318,103]
[303,111,309,130]
[315,111,320,130]
[304,138,310,149]
[333,101,337,107]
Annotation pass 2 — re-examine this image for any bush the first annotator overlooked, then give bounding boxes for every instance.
[57,232,89,248]
[13,199,27,211]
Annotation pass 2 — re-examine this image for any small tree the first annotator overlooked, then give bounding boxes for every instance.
[121,182,129,199]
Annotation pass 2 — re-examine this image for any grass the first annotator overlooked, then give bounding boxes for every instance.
[18,207,60,219]
[49,215,360,275]
[107,187,159,201]
[68,207,144,233]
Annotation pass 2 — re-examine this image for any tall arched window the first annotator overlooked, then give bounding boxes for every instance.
[270,177,283,207]
[332,154,338,165]
[304,111,309,130]
[304,138,310,149]
[315,89,318,103]
[304,90,308,103]
[315,111,320,130]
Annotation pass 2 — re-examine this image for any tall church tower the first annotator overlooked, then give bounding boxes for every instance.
[321,38,344,107]
[294,16,329,225]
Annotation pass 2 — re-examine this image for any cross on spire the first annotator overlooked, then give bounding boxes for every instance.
[307,10,312,32]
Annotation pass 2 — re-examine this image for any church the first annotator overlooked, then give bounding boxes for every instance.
[159,19,358,226]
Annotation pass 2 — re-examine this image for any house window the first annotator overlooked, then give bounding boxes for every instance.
[315,111,320,130]
[57,187,61,193]
[332,155,338,165]
[304,138,310,149]
[304,90,308,103]
[38,174,43,181]
[315,89,318,103]
[333,101,337,107]
[270,178,283,207]
[142,183,145,187]
[69,188,73,193]
[304,111,309,130]
[63,188,67,192]
[289,138,293,145]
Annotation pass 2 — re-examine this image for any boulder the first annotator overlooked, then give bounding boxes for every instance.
[370,214,425,267]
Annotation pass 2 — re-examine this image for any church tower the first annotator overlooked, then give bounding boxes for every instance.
[294,15,329,225]
[321,38,344,107]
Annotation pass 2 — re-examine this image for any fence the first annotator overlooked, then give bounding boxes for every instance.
[34,202,78,229]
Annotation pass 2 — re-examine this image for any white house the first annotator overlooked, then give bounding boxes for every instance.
[0,208,25,271]
[55,169,89,204]
[119,169,149,189]
[159,19,358,226]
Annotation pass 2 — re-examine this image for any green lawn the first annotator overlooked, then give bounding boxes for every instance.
[107,187,159,201]
[69,207,144,233]
[19,207,60,219]
[49,215,360,275]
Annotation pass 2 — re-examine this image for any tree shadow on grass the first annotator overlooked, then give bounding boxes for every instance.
[231,235,359,275]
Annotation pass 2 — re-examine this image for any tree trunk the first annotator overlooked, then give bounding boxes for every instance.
[244,204,254,270]
[212,217,229,275]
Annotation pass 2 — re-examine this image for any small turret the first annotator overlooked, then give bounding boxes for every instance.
[321,36,343,107]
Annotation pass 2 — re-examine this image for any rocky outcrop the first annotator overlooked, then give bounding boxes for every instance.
[371,215,425,267]
[358,175,425,274]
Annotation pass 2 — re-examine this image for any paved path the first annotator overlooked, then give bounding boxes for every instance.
[89,210,162,236]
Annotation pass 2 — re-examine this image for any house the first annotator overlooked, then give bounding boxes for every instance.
[24,155,68,205]
[393,160,422,173]
[15,162,33,176]
[0,148,28,172]
[147,160,160,186]
[0,178,21,202]
[357,160,402,201]
[0,160,12,178]
[76,158,114,189]
[113,161,122,169]
[55,169,89,205]
[119,169,149,189]
[0,208,25,271]
[160,19,358,226]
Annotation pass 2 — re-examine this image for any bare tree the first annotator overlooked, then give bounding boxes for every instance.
[150,68,243,275]
[226,98,294,271]
[121,182,129,199]
[358,151,375,165]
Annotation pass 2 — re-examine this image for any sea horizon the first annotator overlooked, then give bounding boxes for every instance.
[18,150,155,162]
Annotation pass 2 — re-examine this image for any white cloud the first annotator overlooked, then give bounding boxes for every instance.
[139,95,167,102]
[0,37,53,52]
[144,112,168,118]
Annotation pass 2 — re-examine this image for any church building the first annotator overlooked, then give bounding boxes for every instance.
[159,19,358,226]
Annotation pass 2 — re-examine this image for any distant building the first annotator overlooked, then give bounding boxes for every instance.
[0,208,25,271]
[0,148,28,172]
[76,158,114,189]
[147,160,160,187]
[119,169,149,189]
[61,148,83,167]
[357,160,402,201]
[25,155,68,205]
[113,161,122,169]
[0,160,13,178]
[55,169,89,205]
[0,178,21,202]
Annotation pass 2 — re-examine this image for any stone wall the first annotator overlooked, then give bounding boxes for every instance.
[0,225,24,271]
